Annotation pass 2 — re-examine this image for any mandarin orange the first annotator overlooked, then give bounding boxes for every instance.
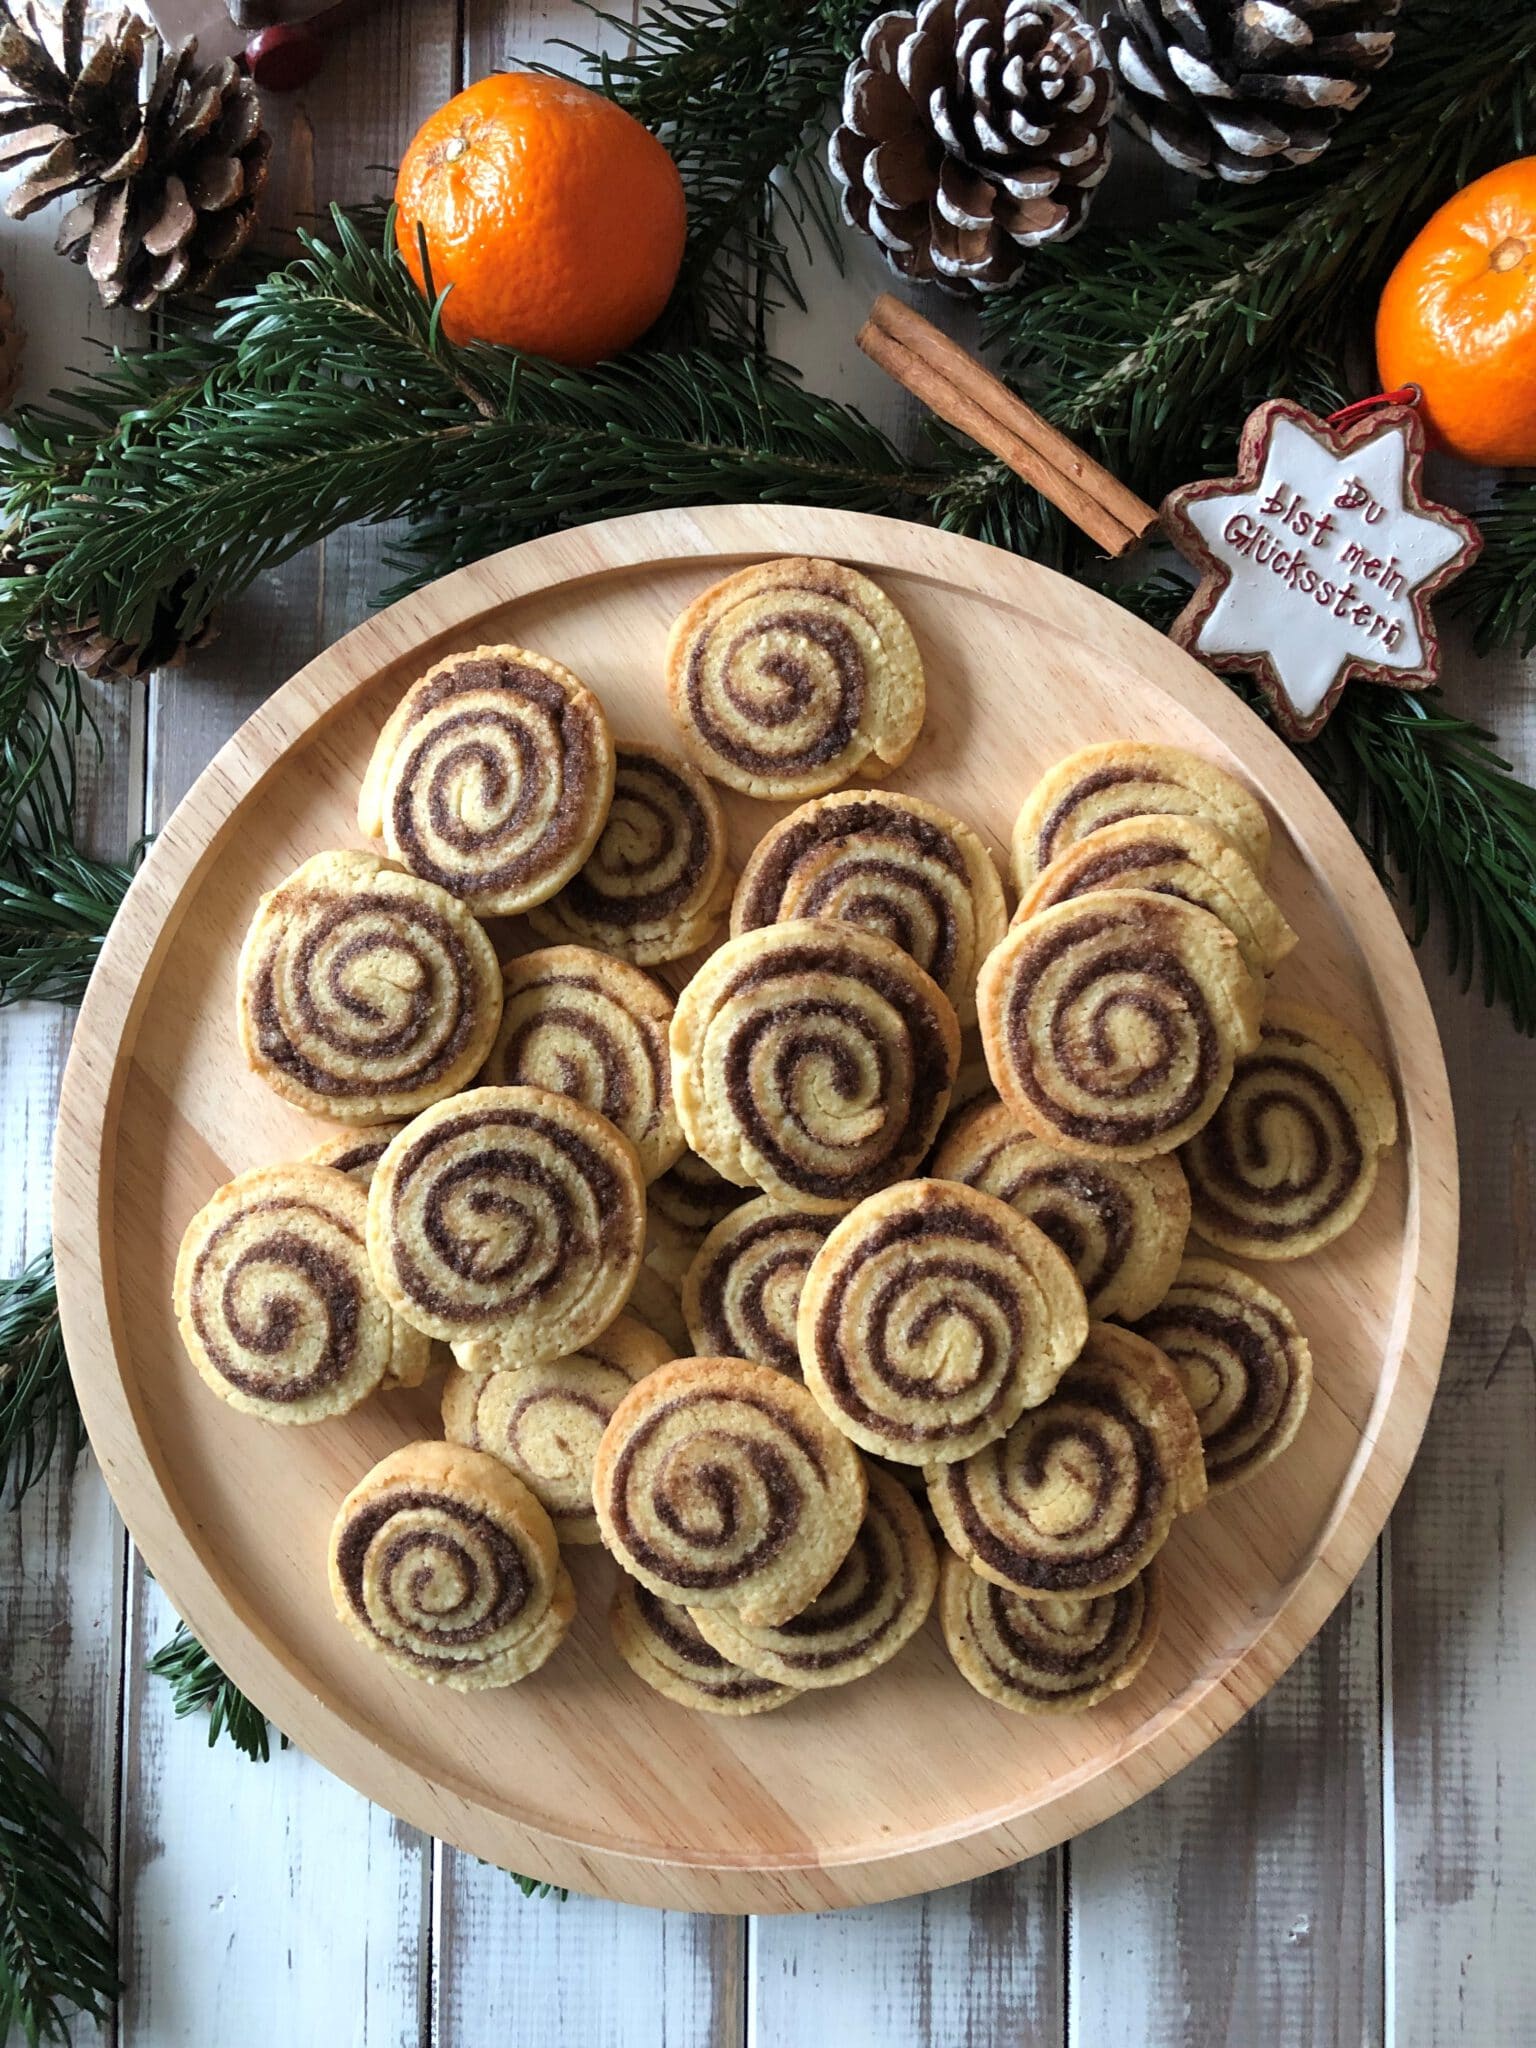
[1376,157,1536,467]
[395,73,686,365]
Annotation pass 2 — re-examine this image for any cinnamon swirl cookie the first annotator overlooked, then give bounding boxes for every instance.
[328,1441,574,1689]
[1015,815,1296,980]
[360,645,615,916]
[933,1101,1189,1321]
[442,1314,671,1543]
[1132,1257,1313,1492]
[174,1162,427,1421]
[665,558,925,800]
[940,1552,1163,1714]
[610,1576,799,1716]
[306,1123,410,1185]
[671,920,960,1212]
[1181,1001,1399,1260]
[368,1085,645,1363]
[1011,742,1271,893]
[647,1147,750,1265]
[977,890,1262,1159]
[681,1197,835,1377]
[528,742,733,964]
[691,1465,937,1689]
[798,1179,1089,1465]
[479,946,683,1182]
[731,789,1007,1027]
[236,850,502,1121]
[593,1356,867,1628]
[926,1322,1205,1596]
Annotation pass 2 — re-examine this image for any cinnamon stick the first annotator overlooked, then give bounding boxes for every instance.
[857,293,1160,558]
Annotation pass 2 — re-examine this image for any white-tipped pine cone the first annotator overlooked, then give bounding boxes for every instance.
[1103,0,1399,185]
[828,0,1114,290]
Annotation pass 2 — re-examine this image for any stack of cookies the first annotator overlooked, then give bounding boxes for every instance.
[173,556,1399,1719]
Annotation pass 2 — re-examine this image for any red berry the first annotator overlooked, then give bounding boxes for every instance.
[244,24,327,93]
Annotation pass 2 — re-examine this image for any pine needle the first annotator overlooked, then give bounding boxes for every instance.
[0,833,136,1008]
[0,1696,119,2048]
[0,1251,81,1508]
[145,1624,286,1765]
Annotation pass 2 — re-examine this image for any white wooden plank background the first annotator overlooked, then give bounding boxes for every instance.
[1,5,1532,2044]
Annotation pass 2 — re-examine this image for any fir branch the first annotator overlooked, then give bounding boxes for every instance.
[982,0,1536,501]
[0,1252,81,1509]
[1449,478,1536,656]
[510,1874,568,1902]
[0,1695,119,2047]
[146,1625,286,1765]
[0,834,136,1008]
[1306,692,1536,1029]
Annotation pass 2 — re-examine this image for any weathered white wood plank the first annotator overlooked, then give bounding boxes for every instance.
[1069,1569,1382,2048]
[749,1862,1062,2048]
[115,14,453,2043]
[1388,629,1536,2045]
[0,95,145,2041]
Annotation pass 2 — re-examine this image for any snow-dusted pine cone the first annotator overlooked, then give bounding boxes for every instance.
[1103,0,1399,184]
[828,0,1114,290]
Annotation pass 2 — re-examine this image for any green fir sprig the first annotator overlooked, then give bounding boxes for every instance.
[0,1696,119,2048]
[145,1624,286,1765]
[1449,480,1536,656]
[0,1252,79,1509]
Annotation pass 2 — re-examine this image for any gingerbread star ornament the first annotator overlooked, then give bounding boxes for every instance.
[1161,398,1482,740]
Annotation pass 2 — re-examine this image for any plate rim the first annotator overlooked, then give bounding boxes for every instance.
[52,503,1458,1912]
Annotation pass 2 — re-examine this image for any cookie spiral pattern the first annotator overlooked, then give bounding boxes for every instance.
[1015,815,1296,980]
[593,1357,867,1627]
[977,890,1262,1159]
[236,850,503,1121]
[682,1197,835,1377]
[361,645,615,916]
[528,743,733,964]
[671,919,960,1212]
[926,1322,1206,1596]
[1180,1000,1399,1260]
[442,1314,672,1543]
[648,1147,750,1259]
[306,1122,410,1186]
[1132,1257,1313,1492]
[940,1552,1163,1714]
[691,1466,938,1689]
[665,557,925,800]
[369,1084,645,1362]
[1011,742,1271,892]
[328,1442,574,1689]
[934,1100,1190,1321]
[174,1161,426,1422]
[610,1576,799,1716]
[731,789,1007,1027]
[799,1179,1089,1465]
[479,946,683,1182]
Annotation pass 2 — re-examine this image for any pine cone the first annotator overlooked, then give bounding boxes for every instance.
[1103,0,1399,184]
[828,0,1114,291]
[47,582,219,683]
[0,2,270,311]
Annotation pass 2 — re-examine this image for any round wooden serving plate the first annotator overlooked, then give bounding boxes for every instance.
[54,506,1456,1913]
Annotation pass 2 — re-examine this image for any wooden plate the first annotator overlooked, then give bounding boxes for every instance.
[53,506,1456,1913]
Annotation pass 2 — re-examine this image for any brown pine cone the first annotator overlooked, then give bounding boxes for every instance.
[0,2,270,312]
[828,0,1114,291]
[47,579,219,683]
[1103,0,1400,184]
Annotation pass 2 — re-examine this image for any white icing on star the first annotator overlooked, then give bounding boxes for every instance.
[1181,411,1468,723]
